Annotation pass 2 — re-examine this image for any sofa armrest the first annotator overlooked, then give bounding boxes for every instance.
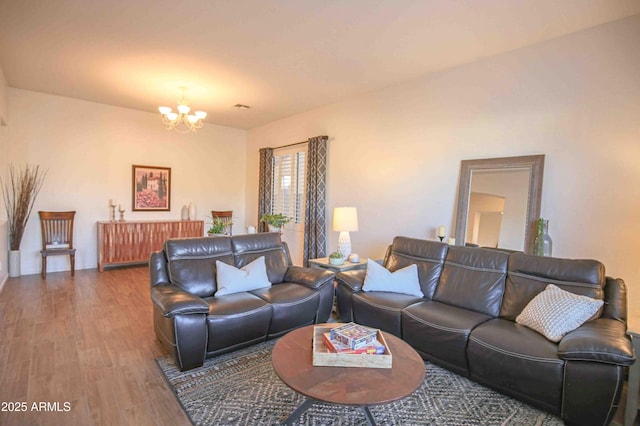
[335,270,366,292]
[558,318,635,365]
[151,284,209,318]
[284,266,335,289]
[149,251,169,287]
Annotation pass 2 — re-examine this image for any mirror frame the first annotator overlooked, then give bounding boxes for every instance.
[454,155,545,254]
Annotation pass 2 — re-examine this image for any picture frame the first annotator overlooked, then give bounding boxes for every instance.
[132,165,171,211]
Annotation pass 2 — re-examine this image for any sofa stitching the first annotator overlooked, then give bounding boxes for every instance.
[391,252,444,264]
[356,296,402,312]
[445,261,506,274]
[208,304,271,318]
[235,247,282,256]
[273,292,318,307]
[603,367,621,426]
[508,271,600,289]
[403,310,469,334]
[469,336,563,364]
[557,354,632,365]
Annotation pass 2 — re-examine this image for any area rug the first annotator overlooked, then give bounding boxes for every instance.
[156,340,563,425]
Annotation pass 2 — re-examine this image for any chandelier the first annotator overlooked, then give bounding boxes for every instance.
[158,87,207,133]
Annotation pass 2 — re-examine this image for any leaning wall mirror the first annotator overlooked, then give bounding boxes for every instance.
[454,155,544,253]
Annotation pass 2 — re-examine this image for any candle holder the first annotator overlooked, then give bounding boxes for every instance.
[438,236,444,242]
[109,204,116,222]
[118,209,125,222]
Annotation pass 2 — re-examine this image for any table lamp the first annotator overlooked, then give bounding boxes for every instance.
[333,207,358,258]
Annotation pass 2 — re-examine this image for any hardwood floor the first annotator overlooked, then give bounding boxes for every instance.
[0,267,190,426]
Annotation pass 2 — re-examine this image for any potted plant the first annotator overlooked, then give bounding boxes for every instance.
[260,213,291,232]
[207,216,233,236]
[329,251,344,265]
[1,164,47,277]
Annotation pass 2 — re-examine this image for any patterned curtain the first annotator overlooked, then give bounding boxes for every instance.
[257,147,273,232]
[303,136,328,266]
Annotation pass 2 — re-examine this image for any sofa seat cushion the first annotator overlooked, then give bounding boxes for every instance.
[351,292,423,337]
[467,318,564,415]
[204,292,272,354]
[402,301,492,376]
[251,283,319,337]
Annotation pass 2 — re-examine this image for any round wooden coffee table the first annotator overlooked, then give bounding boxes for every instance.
[272,324,425,425]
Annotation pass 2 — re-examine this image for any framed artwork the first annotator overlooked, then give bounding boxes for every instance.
[132,165,171,211]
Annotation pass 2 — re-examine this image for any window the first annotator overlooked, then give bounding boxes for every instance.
[271,144,307,227]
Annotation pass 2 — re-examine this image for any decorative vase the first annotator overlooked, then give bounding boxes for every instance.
[533,219,553,257]
[9,250,20,278]
[181,205,189,220]
[188,202,196,220]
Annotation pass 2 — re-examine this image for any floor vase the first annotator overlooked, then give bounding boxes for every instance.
[9,250,20,277]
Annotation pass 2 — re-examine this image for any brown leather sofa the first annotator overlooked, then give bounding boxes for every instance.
[150,233,335,371]
[336,236,634,426]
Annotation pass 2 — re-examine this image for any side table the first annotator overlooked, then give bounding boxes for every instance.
[626,326,640,426]
[308,257,367,274]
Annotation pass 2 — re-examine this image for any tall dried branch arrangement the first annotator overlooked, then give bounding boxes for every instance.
[1,164,47,250]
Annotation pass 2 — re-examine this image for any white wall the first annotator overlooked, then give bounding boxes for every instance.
[7,89,247,275]
[246,16,640,317]
[0,64,9,286]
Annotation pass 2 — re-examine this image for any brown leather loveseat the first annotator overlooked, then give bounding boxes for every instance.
[335,236,634,426]
[150,233,335,371]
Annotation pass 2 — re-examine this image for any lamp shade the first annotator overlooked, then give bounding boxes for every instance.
[333,207,358,232]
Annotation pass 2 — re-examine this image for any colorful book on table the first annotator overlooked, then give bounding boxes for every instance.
[323,332,385,354]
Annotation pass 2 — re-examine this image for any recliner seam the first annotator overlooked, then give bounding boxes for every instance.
[469,336,563,364]
[403,309,470,334]
[208,304,271,318]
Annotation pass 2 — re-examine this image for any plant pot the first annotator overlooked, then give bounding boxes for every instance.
[207,233,227,237]
[267,224,281,233]
[329,257,344,265]
[9,250,20,278]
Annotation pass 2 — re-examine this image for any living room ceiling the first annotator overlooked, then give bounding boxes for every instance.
[1,1,639,130]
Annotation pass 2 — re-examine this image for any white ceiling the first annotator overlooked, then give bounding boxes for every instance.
[1,0,639,129]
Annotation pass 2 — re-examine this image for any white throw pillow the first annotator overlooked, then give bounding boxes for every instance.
[215,256,272,296]
[362,259,424,297]
[516,284,603,342]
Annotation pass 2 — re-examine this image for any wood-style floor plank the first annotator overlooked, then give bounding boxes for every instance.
[0,267,190,426]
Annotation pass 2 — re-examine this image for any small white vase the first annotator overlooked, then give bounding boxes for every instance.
[9,250,20,278]
[188,202,196,220]
[181,205,189,220]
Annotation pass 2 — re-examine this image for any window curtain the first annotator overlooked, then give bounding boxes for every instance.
[303,135,328,266]
[257,147,273,233]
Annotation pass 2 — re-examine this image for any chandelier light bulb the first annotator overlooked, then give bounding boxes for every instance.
[158,87,206,133]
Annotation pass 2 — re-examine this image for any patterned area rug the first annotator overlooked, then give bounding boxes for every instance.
[156,340,563,425]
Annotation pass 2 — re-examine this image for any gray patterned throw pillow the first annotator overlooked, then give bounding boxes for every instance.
[515,284,603,342]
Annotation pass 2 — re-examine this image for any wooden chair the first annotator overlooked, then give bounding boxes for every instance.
[211,210,233,235]
[39,211,76,279]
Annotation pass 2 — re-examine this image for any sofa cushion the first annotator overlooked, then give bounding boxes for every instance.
[351,292,423,337]
[500,253,605,321]
[231,233,290,284]
[251,283,319,337]
[385,236,448,299]
[467,318,564,415]
[363,259,423,297]
[214,256,271,296]
[433,246,508,317]
[516,284,603,342]
[402,301,492,376]
[165,237,234,297]
[204,292,272,354]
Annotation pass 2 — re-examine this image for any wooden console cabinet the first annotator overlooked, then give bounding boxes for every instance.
[97,220,204,271]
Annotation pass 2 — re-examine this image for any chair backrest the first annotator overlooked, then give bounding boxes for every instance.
[211,210,233,235]
[39,211,76,249]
